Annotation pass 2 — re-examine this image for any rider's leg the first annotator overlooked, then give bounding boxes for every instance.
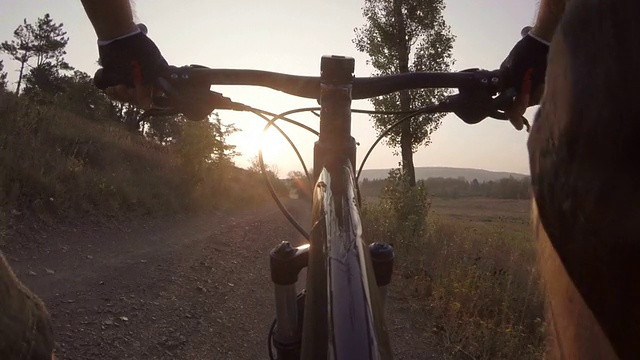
[0,252,55,360]
[529,0,640,358]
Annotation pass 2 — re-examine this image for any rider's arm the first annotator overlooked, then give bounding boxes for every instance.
[500,0,569,130]
[531,0,569,43]
[80,0,167,109]
[80,0,138,41]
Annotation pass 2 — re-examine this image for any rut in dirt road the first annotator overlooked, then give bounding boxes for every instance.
[6,200,437,359]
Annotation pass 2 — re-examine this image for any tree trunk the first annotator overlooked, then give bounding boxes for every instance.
[393,0,416,186]
[16,60,25,95]
[400,99,416,186]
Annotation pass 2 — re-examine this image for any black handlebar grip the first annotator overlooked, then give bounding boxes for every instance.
[93,68,132,91]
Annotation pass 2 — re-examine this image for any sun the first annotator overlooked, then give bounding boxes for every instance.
[223,108,320,175]
[254,125,289,158]
[228,122,289,165]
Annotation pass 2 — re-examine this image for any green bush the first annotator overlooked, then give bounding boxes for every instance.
[362,167,430,253]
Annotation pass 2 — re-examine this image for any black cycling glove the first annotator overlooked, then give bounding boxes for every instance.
[500,27,550,107]
[95,25,168,90]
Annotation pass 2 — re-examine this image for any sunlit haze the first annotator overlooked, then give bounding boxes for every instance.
[0,0,538,176]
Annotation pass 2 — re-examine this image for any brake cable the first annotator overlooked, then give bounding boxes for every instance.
[244,105,442,241]
[243,108,319,240]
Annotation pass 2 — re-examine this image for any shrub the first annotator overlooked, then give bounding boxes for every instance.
[362,167,430,254]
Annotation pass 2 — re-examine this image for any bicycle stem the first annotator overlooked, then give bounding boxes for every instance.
[313,55,358,183]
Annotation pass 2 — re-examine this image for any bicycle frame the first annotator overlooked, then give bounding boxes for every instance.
[95,56,513,360]
[304,55,392,359]
[269,56,394,360]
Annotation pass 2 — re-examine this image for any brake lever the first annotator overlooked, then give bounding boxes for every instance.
[487,110,530,132]
[140,68,244,121]
[439,75,531,132]
[488,88,531,132]
[492,88,516,109]
[441,91,496,125]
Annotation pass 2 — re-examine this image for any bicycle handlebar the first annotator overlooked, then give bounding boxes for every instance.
[104,67,497,100]
[94,63,527,128]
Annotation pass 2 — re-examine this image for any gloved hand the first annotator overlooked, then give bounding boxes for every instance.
[94,24,168,109]
[500,26,550,130]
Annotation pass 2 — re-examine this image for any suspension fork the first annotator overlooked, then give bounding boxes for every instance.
[269,241,394,358]
[270,242,309,360]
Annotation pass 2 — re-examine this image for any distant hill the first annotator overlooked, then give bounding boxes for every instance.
[359,166,528,183]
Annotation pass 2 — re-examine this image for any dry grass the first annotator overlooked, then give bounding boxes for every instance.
[0,97,186,220]
[364,196,545,359]
[0,93,278,232]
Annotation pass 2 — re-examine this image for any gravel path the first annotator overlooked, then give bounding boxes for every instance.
[4,200,438,359]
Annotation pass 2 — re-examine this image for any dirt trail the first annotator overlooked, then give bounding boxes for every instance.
[4,200,438,359]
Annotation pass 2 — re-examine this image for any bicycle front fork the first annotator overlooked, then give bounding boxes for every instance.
[269,241,395,359]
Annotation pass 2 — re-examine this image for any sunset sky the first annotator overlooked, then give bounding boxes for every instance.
[0,0,539,176]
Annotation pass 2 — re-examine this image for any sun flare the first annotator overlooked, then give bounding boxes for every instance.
[231,125,290,166]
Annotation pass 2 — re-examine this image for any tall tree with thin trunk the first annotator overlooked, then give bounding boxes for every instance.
[1,19,35,95]
[22,14,71,96]
[354,0,454,186]
[1,14,70,95]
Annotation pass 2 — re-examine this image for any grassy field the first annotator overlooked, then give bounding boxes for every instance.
[365,196,546,359]
[430,197,532,239]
